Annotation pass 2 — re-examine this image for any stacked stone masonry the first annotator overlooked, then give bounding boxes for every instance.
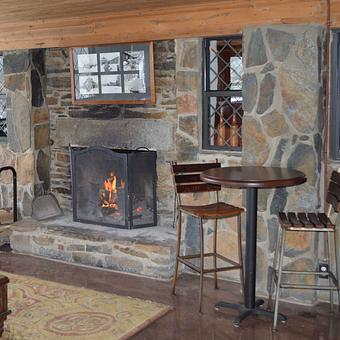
[9,217,177,279]
[1,50,49,220]
[44,40,243,284]
[46,41,242,237]
[242,25,324,302]
[46,42,177,228]
[0,26,332,305]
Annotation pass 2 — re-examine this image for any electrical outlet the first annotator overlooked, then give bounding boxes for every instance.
[318,262,329,279]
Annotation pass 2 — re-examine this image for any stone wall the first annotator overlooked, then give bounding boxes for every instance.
[0,50,49,219]
[242,25,324,302]
[10,217,176,279]
[1,28,329,303]
[175,39,243,282]
[31,50,51,197]
[46,42,177,227]
[45,40,244,282]
[45,33,326,297]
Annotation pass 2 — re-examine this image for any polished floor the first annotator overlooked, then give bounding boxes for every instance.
[0,252,339,340]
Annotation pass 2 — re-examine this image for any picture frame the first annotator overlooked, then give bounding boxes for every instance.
[70,42,155,105]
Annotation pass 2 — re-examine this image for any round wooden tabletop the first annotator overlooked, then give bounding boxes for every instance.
[200,166,306,189]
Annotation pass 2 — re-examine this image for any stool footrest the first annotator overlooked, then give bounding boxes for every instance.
[177,252,242,274]
[279,283,339,290]
[272,268,339,290]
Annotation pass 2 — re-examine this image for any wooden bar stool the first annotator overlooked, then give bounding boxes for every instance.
[268,170,340,331]
[171,160,244,312]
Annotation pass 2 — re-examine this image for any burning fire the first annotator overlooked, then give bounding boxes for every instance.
[103,172,117,193]
[99,172,124,210]
[99,172,144,223]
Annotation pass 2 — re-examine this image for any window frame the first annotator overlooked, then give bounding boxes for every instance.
[202,35,243,152]
[0,52,7,139]
[331,29,340,160]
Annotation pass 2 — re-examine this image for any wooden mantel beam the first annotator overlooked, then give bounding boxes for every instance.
[0,0,332,50]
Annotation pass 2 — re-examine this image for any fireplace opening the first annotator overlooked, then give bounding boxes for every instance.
[71,146,157,229]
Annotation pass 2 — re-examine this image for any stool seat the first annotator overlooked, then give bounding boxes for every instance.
[180,202,244,219]
[278,212,335,231]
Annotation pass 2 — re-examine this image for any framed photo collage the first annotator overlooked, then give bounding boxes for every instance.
[70,42,155,104]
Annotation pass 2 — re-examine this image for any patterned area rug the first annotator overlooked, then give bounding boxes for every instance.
[1,271,172,339]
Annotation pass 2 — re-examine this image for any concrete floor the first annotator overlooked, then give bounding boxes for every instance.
[0,252,339,340]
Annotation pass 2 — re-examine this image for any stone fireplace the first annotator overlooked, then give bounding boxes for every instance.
[71,146,157,229]
[6,42,178,280]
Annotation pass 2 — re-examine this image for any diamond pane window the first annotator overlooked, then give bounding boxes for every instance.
[0,54,7,137]
[203,36,243,150]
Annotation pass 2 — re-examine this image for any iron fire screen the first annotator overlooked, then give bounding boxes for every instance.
[71,146,157,229]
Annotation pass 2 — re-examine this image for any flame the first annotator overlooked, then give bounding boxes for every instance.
[100,171,119,210]
[104,172,117,193]
[100,173,143,221]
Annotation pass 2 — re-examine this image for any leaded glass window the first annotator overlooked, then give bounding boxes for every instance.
[202,36,243,150]
[0,55,7,137]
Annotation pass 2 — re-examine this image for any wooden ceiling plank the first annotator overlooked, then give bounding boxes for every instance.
[0,0,330,51]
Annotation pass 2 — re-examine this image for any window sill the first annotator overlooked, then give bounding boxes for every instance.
[199,148,242,157]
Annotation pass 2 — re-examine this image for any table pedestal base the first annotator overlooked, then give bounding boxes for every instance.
[215,299,287,327]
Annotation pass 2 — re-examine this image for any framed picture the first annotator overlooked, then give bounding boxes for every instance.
[70,42,155,104]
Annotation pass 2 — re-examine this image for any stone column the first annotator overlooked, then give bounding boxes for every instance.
[3,51,34,218]
[2,49,49,218]
[175,39,244,279]
[4,51,32,154]
[242,25,324,303]
[31,50,50,197]
[175,39,204,260]
[175,39,200,162]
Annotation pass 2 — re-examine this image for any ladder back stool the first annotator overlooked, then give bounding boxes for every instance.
[171,160,245,312]
[268,170,340,331]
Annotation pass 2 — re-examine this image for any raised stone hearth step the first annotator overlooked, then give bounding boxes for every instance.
[9,216,177,279]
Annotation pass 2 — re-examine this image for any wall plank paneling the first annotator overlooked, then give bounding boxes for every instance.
[0,0,334,50]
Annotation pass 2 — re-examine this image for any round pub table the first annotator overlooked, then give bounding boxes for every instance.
[200,166,306,327]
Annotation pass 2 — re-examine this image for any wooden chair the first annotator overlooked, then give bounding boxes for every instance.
[171,160,244,312]
[268,170,340,331]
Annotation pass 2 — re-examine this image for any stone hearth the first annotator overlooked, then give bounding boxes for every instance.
[10,217,176,279]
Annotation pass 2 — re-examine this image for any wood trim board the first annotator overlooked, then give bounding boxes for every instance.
[0,0,333,51]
